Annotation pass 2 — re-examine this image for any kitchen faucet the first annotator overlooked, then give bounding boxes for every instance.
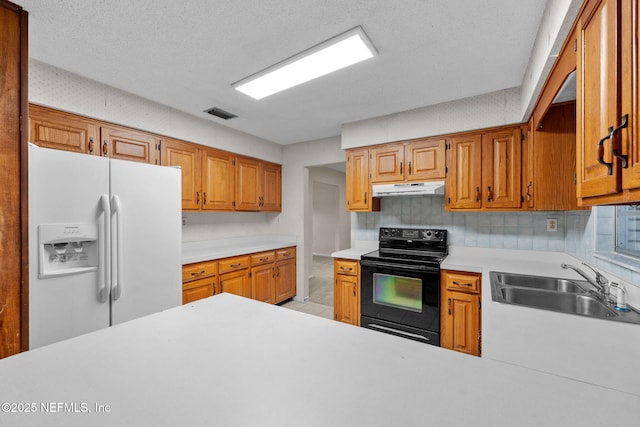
[560,263,609,300]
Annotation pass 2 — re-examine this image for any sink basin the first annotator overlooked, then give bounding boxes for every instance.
[500,287,616,318]
[492,272,586,293]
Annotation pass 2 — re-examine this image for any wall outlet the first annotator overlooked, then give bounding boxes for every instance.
[182,216,187,227]
[546,218,558,232]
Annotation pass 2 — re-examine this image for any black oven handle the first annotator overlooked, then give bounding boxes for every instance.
[360,259,439,273]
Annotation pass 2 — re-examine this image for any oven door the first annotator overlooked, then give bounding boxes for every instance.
[360,259,439,344]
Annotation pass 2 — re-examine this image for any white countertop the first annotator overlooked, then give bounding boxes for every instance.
[182,235,297,264]
[331,240,378,259]
[1,293,638,426]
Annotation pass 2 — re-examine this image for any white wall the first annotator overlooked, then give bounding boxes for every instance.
[279,137,346,301]
[341,87,522,149]
[310,167,350,256]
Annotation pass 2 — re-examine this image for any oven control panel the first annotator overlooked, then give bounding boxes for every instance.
[379,227,446,242]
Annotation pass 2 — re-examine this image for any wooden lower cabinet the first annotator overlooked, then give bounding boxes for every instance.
[181,260,218,304]
[275,248,296,303]
[440,270,481,356]
[183,246,297,305]
[333,259,360,326]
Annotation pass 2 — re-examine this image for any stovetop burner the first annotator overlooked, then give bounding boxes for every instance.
[361,227,448,266]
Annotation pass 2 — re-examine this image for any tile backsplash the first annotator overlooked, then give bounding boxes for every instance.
[353,197,578,251]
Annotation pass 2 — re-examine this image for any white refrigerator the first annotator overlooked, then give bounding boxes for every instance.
[28,144,182,349]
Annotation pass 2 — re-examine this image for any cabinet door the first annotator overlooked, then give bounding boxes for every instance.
[235,156,261,211]
[251,264,275,304]
[275,258,296,303]
[370,144,405,183]
[407,138,446,181]
[101,125,159,164]
[621,0,640,190]
[261,161,281,211]
[334,274,359,325]
[442,291,480,356]
[346,148,373,211]
[29,105,99,155]
[219,269,251,298]
[576,0,621,198]
[182,277,214,304]
[482,128,522,208]
[447,134,482,209]
[161,138,201,210]
[202,148,235,211]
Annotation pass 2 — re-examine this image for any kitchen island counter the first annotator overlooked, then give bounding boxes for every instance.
[182,235,296,264]
[0,293,638,426]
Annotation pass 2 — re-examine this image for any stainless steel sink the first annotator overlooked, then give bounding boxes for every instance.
[500,287,616,318]
[490,271,640,325]
[492,272,586,293]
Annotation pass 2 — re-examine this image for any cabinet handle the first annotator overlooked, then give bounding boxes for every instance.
[259,257,268,262]
[408,161,412,175]
[191,270,205,276]
[448,298,452,315]
[203,192,207,205]
[229,263,241,268]
[276,266,280,277]
[102,140,108,156]
[220,282,223,292]
[526,181,533,201]
[597,132,614,175]
[353,283,356,297]
[400,161,403,175]
[196,192,200,205]
[89,137,94,153]
[475,187,480,202]
[611,114,629,168]
[487,186,493,202]
[364,191,368,204]
[453,280,472,287]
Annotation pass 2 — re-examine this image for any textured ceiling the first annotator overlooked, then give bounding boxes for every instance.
[21,0,547,145]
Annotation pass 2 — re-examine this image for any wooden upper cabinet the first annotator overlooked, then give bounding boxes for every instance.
[100,125,160,164]
[202,148,235,211]
[346,148,379,212]
[446,126,523,210]
[407,138,446,181]
[370,144,404,183]
[29,105,99,155]
[447,134,482,209]
[577,0,621,199]
[370,138,446,183]
[161,138,201,210]
[235,156,281,212]
[261,161,282,211]
[482,128,522,208]
[621,0,640,192]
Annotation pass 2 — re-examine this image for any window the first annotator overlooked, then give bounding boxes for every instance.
[616,206,640,257]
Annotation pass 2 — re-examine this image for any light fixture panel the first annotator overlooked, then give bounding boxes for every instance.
[233,26,377,100]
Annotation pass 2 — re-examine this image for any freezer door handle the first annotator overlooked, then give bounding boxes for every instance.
[111,194,124,301]
[98,194,111,303]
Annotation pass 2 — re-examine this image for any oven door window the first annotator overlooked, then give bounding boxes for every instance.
[373,273,422,312]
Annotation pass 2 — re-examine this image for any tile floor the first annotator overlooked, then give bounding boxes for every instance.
[281,255,334,320]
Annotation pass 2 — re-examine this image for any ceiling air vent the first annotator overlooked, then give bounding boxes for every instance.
[204,107,237,120]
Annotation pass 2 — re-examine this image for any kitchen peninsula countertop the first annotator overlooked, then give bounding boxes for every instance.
[182,235,297,264]
[331,240,378,260]
[1,293,638,426]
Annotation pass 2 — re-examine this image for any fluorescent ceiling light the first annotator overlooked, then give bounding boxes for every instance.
[232,26,377,100]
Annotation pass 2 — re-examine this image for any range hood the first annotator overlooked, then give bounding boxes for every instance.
[372,181,445,197]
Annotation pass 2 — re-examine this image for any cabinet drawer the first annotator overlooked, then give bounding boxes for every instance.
[335,259,359,276]
[443,271,480,293]
[182,261,217,282]
[276,247,296,261]
[251,251,275,266]
[182,277,215,304]
[219,255,250,274]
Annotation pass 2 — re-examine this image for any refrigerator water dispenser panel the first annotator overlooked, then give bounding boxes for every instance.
[38,223,98,278]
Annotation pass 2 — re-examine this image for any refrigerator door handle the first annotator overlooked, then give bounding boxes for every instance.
[98,194,111,303]
[111,194,124,301]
